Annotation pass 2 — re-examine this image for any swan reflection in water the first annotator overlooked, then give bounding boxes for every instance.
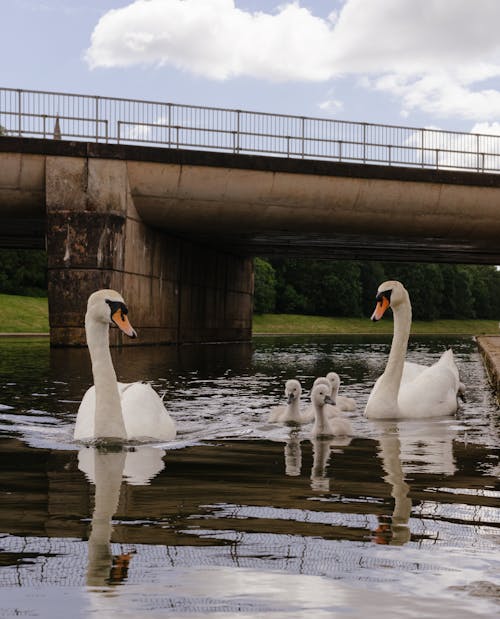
[371,418,457,546]
[78,445,165,587]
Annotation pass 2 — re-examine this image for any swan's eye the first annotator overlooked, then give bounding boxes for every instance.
[376,289,392,303]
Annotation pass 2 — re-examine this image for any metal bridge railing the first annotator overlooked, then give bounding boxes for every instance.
[1,87,499,173]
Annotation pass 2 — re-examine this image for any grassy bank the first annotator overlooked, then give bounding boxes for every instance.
[253,313,499,335]
[0,294,49,333]
[0,294,497,336]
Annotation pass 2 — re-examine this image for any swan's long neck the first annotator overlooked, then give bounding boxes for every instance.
[313,401,330,436]
[288,397,302,422]
[378,296,412,406]
[86,316,127,440]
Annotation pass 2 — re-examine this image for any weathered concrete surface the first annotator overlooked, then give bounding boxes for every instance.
[476,336,500,401]
[45,155,252,346]
[2,137,500,262]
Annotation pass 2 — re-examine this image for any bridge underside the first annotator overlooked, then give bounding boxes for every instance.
[1,139,500,344]
[177,230,500,264]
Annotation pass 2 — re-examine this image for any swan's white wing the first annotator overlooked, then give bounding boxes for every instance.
[269,404,287,422]
[121,382,176,441]
[398,351,459,418]
[336,395,357,411]
[401,361,427,384]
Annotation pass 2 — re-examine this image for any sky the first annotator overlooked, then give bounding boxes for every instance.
[2,0,500,135]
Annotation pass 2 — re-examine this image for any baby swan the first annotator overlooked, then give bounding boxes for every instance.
[303,376,341,422]
[269,379,308,424]
[311,383,353,439]
[326,372,357,411]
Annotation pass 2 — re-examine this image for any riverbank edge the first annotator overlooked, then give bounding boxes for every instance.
[476,335,500,401]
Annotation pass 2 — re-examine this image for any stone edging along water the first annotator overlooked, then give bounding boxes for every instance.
[476,335,500,402]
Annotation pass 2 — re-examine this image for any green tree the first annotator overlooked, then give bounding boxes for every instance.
[0,249,47,296]
[382,262,443,320]
[359,261,387,316]
[253,258,276,313]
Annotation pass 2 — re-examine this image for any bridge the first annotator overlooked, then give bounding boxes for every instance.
[1,88,500,346]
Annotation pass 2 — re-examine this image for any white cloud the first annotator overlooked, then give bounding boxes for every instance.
[86,0,500,121]
[86,0,337,81]
[318,98,343,115]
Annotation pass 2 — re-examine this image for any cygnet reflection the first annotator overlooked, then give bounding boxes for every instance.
[284,428,302,476]
[310,435,353,492]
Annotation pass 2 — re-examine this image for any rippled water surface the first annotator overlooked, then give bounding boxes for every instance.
[0,334,498,618]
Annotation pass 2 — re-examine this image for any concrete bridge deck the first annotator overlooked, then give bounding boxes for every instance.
[2,136,500,263]
[1,136,500,345]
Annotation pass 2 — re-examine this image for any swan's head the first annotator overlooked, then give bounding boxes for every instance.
[311,383,335,408]
[86,289,137,337]
[326,372,340,391]
[285,379,301,404]
[313,376,330,391]
[371,280,408,321]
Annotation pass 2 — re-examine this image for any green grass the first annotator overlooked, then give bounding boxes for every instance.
[0,294,49,333]
[0,294,497,336]
[253,313,500,335]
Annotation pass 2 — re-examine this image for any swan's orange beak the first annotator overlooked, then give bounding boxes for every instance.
[111,308,137,338]
[371,295,390,321]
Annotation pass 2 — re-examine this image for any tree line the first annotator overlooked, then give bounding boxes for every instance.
[254,257,500,320]
[0,249,499,320]
[0,250,47,297]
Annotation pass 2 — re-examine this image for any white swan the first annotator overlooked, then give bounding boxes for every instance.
[74,289,176,443]
[310,383,353,439]
[269,379,309,424]
[364,280,461,420]
[326,372,357,411]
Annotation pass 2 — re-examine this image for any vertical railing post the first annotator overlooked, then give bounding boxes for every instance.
[435,148,440,169]
[167,103,172,147]
[236,110,240,154]
[388,144,392,166]
[117,121,121,144]
[476,133,480,172]
[95,96,99,142]
[362,123,367,164]
[17,89,22,136]
[421,128,425,168]
[338,140,343,162]
[301,116,305,159]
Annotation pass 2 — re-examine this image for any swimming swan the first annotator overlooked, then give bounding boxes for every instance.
[364,280,461,419]
[326,372,357,411]
[73,289,176,443]
[269,379,309,424]
[310,383,353,438]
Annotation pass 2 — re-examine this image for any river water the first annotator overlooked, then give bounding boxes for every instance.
[0,334,498,618]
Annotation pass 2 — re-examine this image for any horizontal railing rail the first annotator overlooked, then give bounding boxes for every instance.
[1,87,499,173]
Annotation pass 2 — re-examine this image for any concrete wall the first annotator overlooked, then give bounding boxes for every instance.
[45,155,253,346]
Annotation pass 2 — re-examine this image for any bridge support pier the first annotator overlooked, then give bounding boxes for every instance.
[46,156,253,346]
